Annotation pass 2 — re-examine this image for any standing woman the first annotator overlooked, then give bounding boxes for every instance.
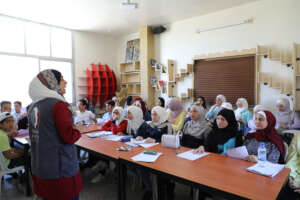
[28,70,82,200]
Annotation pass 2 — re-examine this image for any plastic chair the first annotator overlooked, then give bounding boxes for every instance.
[0,151,24,195]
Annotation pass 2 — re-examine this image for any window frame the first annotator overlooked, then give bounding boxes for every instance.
[0,14,75,104]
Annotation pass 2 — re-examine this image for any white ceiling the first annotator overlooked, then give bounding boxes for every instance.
[0,0,259,36]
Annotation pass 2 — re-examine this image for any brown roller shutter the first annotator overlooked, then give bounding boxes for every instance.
[194,56,255,106]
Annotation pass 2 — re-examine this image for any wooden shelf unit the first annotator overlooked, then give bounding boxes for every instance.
[120,61,141,97]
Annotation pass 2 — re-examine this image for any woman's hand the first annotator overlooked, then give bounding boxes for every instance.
[279,123,288,129]
[193,146,205,154]
[145,137,155,143]
[244,155,258,163]
[135,136,143,141]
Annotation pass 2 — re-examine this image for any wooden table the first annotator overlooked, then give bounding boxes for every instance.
[78,124,102,134]
[75,134,145,200]
[119,144,290,200]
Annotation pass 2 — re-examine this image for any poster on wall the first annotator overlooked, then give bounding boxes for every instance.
[125,39,140,63]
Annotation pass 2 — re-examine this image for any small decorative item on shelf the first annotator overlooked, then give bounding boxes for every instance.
[162,65,167,73]
[151,59,157,68]
[159,80,166,94]
[151,76,158,88]
[155,63,162,72]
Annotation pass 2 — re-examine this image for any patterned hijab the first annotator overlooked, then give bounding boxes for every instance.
[168,98,183,123]
[246,111,285,164]
[29,69,65,103]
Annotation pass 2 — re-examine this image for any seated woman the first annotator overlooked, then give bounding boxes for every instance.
[135,106,172,200]
[136,106,172,142]
[75,99,97,124]
[205,94,226,121]
[234,98,252,132]
[289,111,300,130]
[126,106,147,137]
[167,98,186,135]
[101,106,128,135]
[274,98,293,135]
[195,96,208,113]
[133,97,152,121]
[247,105,265,133]
[181,105,212,148]
[194,109,239,155]
[91,107,128,183]
[157,97,165,108]
[244,111,285,164]
[286,133,300,198]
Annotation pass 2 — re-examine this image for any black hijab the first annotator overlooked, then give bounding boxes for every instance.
[205,109,238,153]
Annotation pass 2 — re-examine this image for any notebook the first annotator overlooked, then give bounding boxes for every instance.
[246,161,285,178]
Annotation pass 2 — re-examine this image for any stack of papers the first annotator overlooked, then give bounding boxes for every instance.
[103,135,125,141]
[226,146,249,160]
[131,152,162,163]
[177,150,210,161]
[246,161,285,178]
[131,139,159,148]
[86,131,113,138]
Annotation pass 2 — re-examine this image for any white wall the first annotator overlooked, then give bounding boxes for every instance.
[115,0,300,111]
[73,31,118,102]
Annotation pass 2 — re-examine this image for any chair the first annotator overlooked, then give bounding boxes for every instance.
[0,151,24,195]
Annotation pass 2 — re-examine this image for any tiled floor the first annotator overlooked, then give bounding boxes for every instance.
[1,167,194,200]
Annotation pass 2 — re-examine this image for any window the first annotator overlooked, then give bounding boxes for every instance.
[25,22,51,56]
[0,17,24,54]
[0,15,74,106]
[51,28,72,59]
[0,55,39,106]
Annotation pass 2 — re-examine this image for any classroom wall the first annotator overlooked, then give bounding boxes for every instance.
[73,31,118,102]
[115,0,300,111]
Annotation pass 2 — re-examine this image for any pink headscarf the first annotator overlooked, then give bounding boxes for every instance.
[168,98,183,123]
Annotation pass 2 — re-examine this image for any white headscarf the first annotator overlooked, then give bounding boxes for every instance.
[221,102,233,110]
[113,106,125,126]
[248,104,265,131]
[234,98,248,119]
[274,98,293,128]
[126,106,144,135]
[29,71,66,104]
[216,94,226,103]
[151,106,167,126]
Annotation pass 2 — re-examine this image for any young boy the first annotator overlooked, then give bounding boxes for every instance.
[0,112,24,169]
[1,101,12,113]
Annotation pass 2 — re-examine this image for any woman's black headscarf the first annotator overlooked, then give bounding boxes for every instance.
[205,109,239,153]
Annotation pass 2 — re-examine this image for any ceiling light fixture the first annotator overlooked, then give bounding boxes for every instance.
[121,0,138,10]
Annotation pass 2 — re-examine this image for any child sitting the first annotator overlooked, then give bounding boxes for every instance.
[75,99,97,124]
[101,106,128,135]
[0,112,25,183]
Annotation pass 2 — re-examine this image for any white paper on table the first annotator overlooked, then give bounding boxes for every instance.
[177,150,210,161]
[131,152,162,163]
[246,161,285,178]
[86,131,113,138]
[103,135,125,141]
[139,143,159,148]
[282,130,300,135]
[131,139,146,144]
[226,146,249,160]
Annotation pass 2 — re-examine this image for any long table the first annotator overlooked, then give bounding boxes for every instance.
[76,134,290,200]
